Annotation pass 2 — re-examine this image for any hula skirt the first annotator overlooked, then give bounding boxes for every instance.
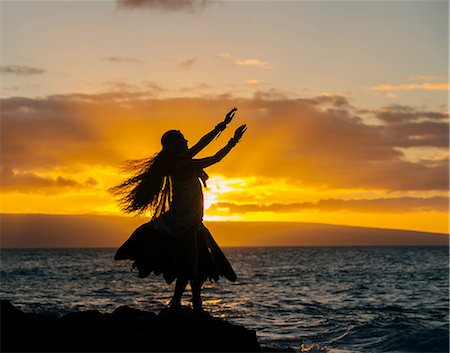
[114,221,237,284]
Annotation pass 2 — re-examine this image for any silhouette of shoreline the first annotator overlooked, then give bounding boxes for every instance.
[1,300,294,352]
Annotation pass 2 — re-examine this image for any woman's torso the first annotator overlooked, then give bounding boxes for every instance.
[152,157,204,236]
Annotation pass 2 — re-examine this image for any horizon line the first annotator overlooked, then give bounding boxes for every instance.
[1,212,448,236]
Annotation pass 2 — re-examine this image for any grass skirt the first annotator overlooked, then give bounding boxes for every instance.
[114,221,237,284]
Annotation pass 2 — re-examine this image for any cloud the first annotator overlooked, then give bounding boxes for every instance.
[209,196,449,214]
[369,82,449,92]
[252,88,296,100]
[102,80,165,96]
[0,65,45,75]
[373,105,449,151]
[375,105,448,124]
[235,59,271,69]
[1,96,108,169]
[1,93,448,192]
[1,167,97,194]
[408,75,443,81]
[217,53,233,60]
[101,57,142,64]
[178,57,197,69]
[179,83,211,93]
[116,0,213,13]
[144,81,166,95]
[217,53,272,69]
[312,93,351,108]
[244,80,266,86]
[104,80,138,91]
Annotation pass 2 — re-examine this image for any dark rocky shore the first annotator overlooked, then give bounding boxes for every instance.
[1,300,293,352]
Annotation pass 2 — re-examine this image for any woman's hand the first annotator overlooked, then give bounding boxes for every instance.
[233,124,247,143]
[216,107,237,132]
[224,107,237,125]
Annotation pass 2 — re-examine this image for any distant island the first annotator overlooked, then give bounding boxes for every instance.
[1,213,448,248]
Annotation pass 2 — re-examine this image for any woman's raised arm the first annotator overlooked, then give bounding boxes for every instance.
[189,108,237,157]
[193,125,247,169]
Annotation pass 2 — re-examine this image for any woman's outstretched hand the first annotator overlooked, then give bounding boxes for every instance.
[233,124,247,143]
[216,107,237,133]
[224,107,237,125]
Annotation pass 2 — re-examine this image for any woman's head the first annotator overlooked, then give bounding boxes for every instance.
[111,130,188,216]
[161,130,188,155]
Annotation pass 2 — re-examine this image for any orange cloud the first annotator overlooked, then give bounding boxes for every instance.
[1,167,97,194]
[1,92,447,233]
[408,75,444,81]
[244,80,266,86]
[369,82,449,92]
[217,53,272,69]
[209,196,449,214]
[1,93,448,193]
[235,59,271,69]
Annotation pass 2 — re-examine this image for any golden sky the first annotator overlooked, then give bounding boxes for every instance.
[1,0,449,235]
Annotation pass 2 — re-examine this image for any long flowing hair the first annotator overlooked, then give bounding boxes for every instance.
[110,151,173,219]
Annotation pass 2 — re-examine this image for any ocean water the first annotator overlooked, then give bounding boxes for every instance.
[1,247,448,353]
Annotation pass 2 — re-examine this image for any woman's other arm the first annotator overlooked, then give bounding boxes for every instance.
[189,107,237,157]
[193,125,247,169]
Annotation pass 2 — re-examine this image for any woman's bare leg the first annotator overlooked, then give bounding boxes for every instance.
[170,278,188,307]
[190,278,204,311]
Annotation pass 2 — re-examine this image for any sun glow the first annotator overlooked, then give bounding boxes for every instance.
[2,165,448,234]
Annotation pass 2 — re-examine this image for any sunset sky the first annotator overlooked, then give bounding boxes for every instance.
[1,0,449,235]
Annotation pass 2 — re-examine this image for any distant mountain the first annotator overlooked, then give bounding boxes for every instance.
[0,214,448,248]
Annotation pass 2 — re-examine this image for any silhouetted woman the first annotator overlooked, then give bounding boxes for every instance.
[113,108,246,313]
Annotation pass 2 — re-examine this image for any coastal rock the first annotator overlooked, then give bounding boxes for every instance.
[1,300,261,352]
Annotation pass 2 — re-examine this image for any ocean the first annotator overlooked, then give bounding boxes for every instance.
[1,247,448,352]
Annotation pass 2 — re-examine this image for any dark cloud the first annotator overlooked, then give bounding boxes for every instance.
[178,58,197,69]
[0,65,45,75]
[376,105,448,124]
[373,106,448,149]
[1,93,448,191]
[1,167,97,194]
[376,105,449,126]
[382,121,448,148]
[228,95,448,190]
[310,94,351,109]
[116,0,213,13]
[210,196,449,214]
[1,96,109,168]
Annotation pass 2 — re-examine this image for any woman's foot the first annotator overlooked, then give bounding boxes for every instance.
[192,298,202,311]
[192,298,210,317]
[168,298,181,310]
